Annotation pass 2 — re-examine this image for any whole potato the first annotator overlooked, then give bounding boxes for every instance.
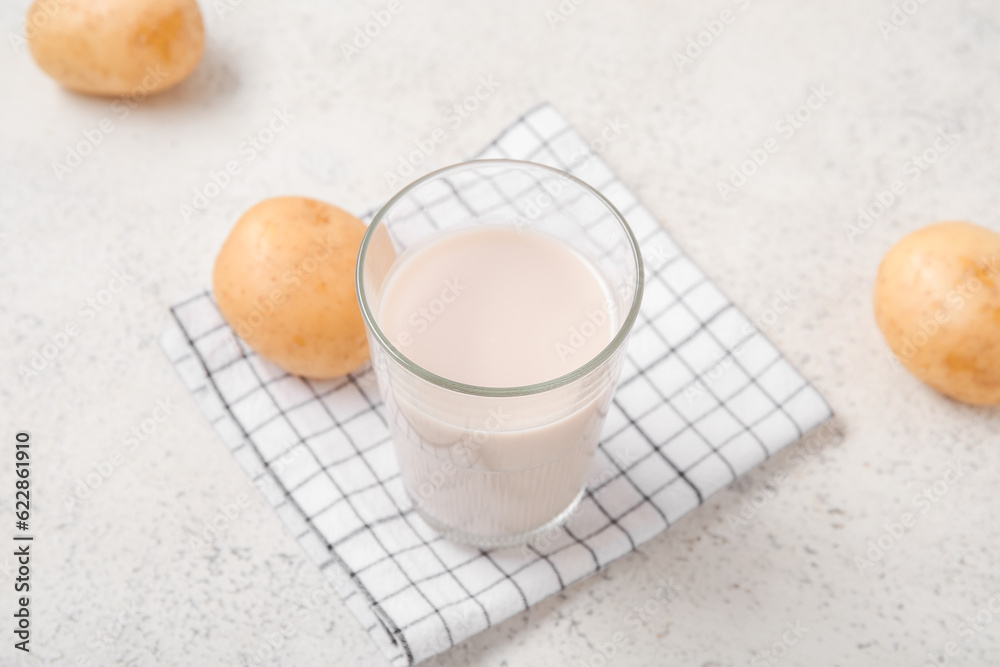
[213,197,370,379]
[27,0,204,97]
[874,221,1000,405]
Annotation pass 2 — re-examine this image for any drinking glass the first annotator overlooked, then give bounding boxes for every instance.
[356,159,644,549]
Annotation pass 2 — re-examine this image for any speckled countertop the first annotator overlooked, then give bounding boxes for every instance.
[2,0,1000,665]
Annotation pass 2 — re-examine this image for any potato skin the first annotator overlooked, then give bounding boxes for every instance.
[27,0,204,97]
[213,197,370,379]
[874,221,1000,405]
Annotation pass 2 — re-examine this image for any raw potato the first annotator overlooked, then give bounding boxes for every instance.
[213,197,370,379]
[874,221,1000,405]
[27,0,204,97]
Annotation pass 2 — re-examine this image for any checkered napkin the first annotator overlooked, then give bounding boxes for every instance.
[160,104,832,666]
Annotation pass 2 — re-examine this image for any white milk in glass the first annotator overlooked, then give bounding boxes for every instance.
[376,225,621,540]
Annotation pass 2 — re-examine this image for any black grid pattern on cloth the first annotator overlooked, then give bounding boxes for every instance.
[160,104,833,667]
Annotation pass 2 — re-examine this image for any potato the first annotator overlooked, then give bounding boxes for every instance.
[27,0,204,97]
[874,221,1000,405]
[213,197,370,379]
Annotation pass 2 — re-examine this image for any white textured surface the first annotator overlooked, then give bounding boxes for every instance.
[1,1,999,666]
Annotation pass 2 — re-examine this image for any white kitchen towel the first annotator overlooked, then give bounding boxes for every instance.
[160,104,833,666]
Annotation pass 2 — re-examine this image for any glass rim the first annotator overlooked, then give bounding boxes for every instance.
[355,158,645,398]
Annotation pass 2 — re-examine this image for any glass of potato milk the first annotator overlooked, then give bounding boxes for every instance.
[357,160,643,548]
